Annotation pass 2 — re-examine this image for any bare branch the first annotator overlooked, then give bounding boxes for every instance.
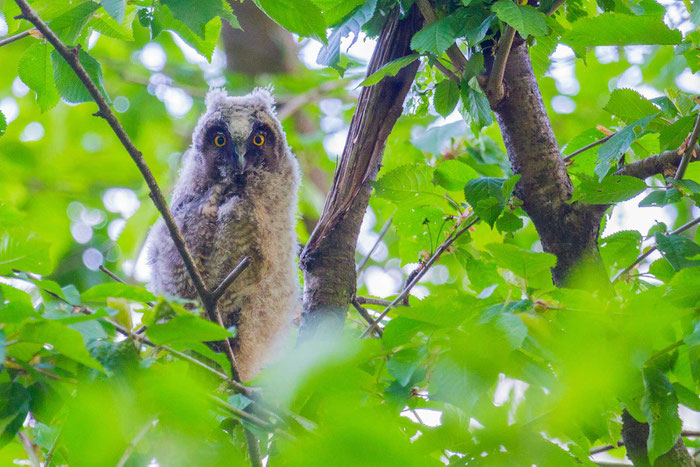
[355,296,395,307]
[615,145,699,179]
[613,215,700,282]
[356,217,392,273]
[351,299,382,337]
[0,28,34,47]
[116,420,156,467]
[486,25,516,105]
[562,134,613,163]
[433,59,460,84]
[361,217,479,337]
[211,256,251,302]
[546,0,567,16]
[244,428,263,467]
[674,112,700,181]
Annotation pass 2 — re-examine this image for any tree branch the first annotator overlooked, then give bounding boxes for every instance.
[616,145,700,179]
[563,134,613,163]
[298,5,423,339]
[673,112,700,181]
[0,28,34,47]
[486,25,516,105]
[351,299,382,337]
[356,217,392,273]
[360,216,478,337]
[415,0,468,75]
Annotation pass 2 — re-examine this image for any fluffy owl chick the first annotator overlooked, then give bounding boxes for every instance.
[148,88,300,381]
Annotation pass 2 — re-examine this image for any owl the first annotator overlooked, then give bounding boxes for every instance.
[147,88,301,381]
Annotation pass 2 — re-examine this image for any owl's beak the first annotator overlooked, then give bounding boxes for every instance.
[228,141,247,173]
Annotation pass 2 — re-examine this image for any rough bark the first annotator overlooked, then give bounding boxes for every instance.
[483,36,691,465]
[484,39,606,286]
[617,145,700,180]
[222,0,298,75]
[297,7,423,339]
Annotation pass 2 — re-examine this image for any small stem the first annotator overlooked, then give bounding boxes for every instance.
[0,28,34,47]
[486,25,516,105]
[116,419,156,467]
[99,264,128,284]
[356,217,392,273]
[244,428,263,467]
[614,215,700,281]
[563,134,614,162]
[673,112,700,181]
[355,297,395,307]
[433,59,460,84]
[351,299,382,337]
[361,217,479,337]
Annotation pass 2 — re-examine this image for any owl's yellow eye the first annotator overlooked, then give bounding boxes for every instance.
[214,134,226,147]
[253,134,265,146]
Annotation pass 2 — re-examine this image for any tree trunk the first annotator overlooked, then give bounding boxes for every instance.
[297,6,423,339]
[484,36,691,466]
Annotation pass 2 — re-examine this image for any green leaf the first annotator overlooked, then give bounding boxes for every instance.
[492,0,547,37]
[146,314,233,345]
[603,89,660,123]
[359,54,419,87]
[641,367,682,464]
[0,283,35,324]
[655,232,700,271]
[433,79,460,117]
[162,0,234,38]
[18,43,60,112]
[433,160,479,191]
[501,174,521,200]
[0,383,30,448]
[0,110,5,137]
[600,230,642,269]
[152,3,224,61]
[672,382,700,411]
[464,177,506,226]
[562,13,682,56]
[310,0,366,27]
[460,78,492,132]
[373,165,444,206]
[691,0,700,26]
[82,283,155,303]
[496,211,524,233]
[51,49,110,105]
[485,243,557,280]
[0,232,52,275]
[411,15,459,54]
[595,114,656,180]
[659,115,696,152]
[254,0,326,43]
[638,188,682,207]
[49,1,101,45]
[493,313,528,350]
[317,0,376,68]
[100,0,125,24]
[89,5,137,41]
[20,320,104,371]
[571,175,647,204]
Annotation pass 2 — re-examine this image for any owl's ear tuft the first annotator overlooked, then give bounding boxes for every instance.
[250,86,276,110]
[205,87,229,110]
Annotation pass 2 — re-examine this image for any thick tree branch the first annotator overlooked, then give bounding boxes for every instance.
[616,145,700,179]
[298,6,423,339]
[486,25,516,105]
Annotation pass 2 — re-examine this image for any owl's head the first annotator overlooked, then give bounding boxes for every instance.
[191,88,289,180]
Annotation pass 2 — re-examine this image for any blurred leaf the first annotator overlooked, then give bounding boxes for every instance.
[152,4,224,60]
[655,232,700,271]
[311,0,366,27]
[672,382,700,411]
[162,0,236,38]
[0,283,35,324]
[491,0,547,37]
[433,79,460,117]
[641,367,681,464]
[20,320,104,371]
[659,115,696,152]
[146,314,233,345]
[82,283,155,303]
[433,160,479,191]
[600,230,642,270]
[51,49,110,105]
[570,175,647,204]
[0,232,52,275]
[562,13,682,55]
[0,110,5,137]
[603,89,660,123]
[359,54,419,87]
[18,43,60,112]
[317,0,376,68]
[99,0,125,24]
[485,243,557,279]
[254,0,326,43]
[89,5,137,41]
[0,383,30,448]
[49,1,100,45]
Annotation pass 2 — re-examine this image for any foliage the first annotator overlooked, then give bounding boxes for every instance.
[0,0,698,465]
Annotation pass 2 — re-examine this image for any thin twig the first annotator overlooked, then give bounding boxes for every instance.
[99,265,127,284]
[356,217,392,273]
[563,134,614,162]
[0,28,34,47]
[486,25,516,104]
[116,419,156,467]
[545,0,567,16]
[590,431,700,457]
[355,297,395,307]
[361,216,479,337]
[351,299,383,337]
[673,112,700,181]
[244,429,263,467]
[210,256,250,302]
[433,59,460,84]
[614,215,700,281]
